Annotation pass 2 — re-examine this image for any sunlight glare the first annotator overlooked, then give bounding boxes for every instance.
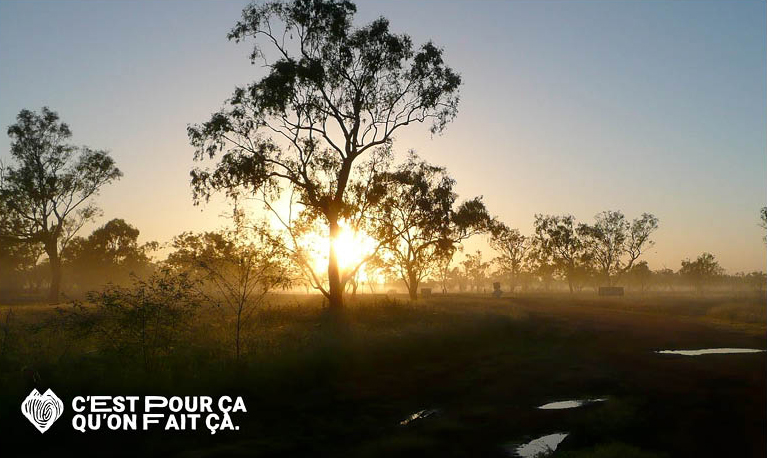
[304,223,378,279]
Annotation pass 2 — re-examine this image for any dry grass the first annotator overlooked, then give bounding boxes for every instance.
[0,292,763,457]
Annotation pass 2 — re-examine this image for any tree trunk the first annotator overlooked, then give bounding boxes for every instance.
[45,241,61,304]
[236,308,242,360]
[407,272,418,300]
[327,218,344,312]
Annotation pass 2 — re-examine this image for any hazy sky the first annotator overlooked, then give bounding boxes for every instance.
[1,0,765,273]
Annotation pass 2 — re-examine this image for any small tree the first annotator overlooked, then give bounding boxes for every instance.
[578,211,658,286]
[64,219,157,292]
[374,154,489,299]
[627,260,652,293]
[168,210,293,359]
[188,0,462,312]
[83,269,203,370]
[654,267,677,291]
[435,248,457,293]
[489,222,528,293]
[760,207,767,244]
[449,266,467,292]
[0,108,121,303]
[679,252,723,293]
[533,214,586,293]
[461,250,490,292]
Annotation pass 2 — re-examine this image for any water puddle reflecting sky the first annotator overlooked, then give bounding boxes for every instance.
[399,408,440,426]
[506,432,568,457]
[656,348,765,356]
[537,398,606,410]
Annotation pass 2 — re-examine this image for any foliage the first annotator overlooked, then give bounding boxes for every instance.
[434,249,456,293]
[489,223,528,293]
[0,107,121,302]
[188,0,462,309]
[167,209,295,358]
[64,218,157,293]
[374,153,490,299]
[461,250,490,292]
[626,260,652,292]
[76,269,203,370]
[532,214,586,293]
[679,252,724,293]
[578,211,659,285]
[0,239,42,297]
[259,147,390,295]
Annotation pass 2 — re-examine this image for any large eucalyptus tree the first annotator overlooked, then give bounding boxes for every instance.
[189,0,462,311]
[0,108,121,303]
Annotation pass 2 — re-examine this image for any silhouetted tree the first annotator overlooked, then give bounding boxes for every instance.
[259,149,389,297]
[0,108,121,303]
[653,267,677,291]
[626,260,652,293]
[679,252,723,293]
[524,241,556,291]
[435,249,456,293]
[461,250,490,292]
[167,209,294,359]
[533,214,586,293]
[449,266,467,292]
[374,154,489,300]
[489,222,528,293]
[578,211,658,286]
[64,219,157,292]
[188,0,461,312]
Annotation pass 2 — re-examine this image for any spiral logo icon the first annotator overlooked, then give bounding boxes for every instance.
[21,388,64,433]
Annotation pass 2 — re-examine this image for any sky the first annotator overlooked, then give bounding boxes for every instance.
[1,0,765,273]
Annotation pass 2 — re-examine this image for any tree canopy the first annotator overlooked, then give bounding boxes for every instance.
[167,210,294,358]
[532,214,586,293]
[0,107,121,302]
[489,222,528,293]
[64,218,156,291]
[373,153,490,299]
[578,211,659,286]
[680,252,723,293]
[188,0,462,310]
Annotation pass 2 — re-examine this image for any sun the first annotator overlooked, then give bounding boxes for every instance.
[332,227,375,271]
[304,223,378,278]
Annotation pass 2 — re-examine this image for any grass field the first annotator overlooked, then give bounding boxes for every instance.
[0,292,764,457]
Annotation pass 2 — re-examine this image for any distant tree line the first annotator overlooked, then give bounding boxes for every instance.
[1,108,765,304]
[408,249,765,295]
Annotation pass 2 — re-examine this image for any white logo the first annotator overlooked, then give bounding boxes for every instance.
[21,388,64,433]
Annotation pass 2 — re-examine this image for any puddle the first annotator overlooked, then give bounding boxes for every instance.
[537,398,606,410]
[506,433,568,457]
[656,348,765,356]
[399,408,440,426]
